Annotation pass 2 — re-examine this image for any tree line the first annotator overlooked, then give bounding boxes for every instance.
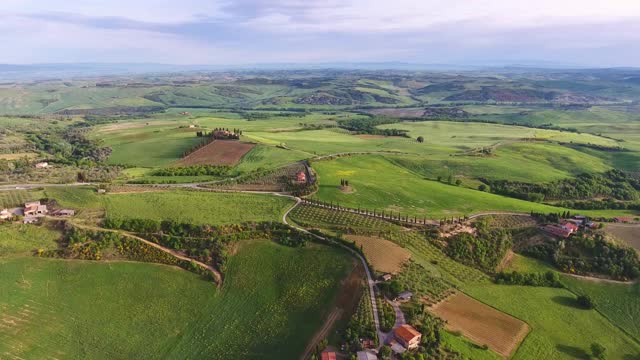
[485,170,640,204]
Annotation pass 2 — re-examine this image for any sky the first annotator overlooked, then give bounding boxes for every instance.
[1,0,640,67]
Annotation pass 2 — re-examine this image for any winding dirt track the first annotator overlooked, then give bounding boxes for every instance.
[69,222,223,286]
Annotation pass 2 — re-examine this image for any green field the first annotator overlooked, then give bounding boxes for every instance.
[465,285,640,359]
[97,123,203,167]
[313,155,565,218]
[442,331,502,360]
[312,155,639,219]
[388,141,612,184]
[103,190,294,225]
[562,276,640,341]
[0,223,61,256]
[0,241,353,359]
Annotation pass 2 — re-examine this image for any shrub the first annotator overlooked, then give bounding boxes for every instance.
[577,294,595,309]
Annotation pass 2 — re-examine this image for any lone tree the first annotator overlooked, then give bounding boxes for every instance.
[577,294,595,309]
[417,136,425,143]
[591,343,606,360]
[478,184,487,192]
[455,179,462,186]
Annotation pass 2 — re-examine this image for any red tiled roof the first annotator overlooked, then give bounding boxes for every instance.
[394,324,421,343]
[321,351,337,360]
[543,225,571,238]
[562,222,578,232]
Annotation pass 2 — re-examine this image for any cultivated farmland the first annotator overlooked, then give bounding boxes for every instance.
[466,284,640,359]
[604,223,640,251]
[430,292,529,358]
[344,234,411,274]
[177,140,255,166]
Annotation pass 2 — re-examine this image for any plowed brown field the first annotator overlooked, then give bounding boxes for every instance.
[344,235,410,274]
[430,292,529,358]
[177,140,255,166]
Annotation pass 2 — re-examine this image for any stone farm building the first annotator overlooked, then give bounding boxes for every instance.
[0,209,12,220]
[24,201,48,216]
[52,209,76,217]
[395,291,413,302]
[393,324,422,350]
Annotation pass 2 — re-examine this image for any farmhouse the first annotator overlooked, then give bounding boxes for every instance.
[357,350,378,360]
[0,209,12,220]
[381,273,393,281]
[35,162,49,169]
[543,225,572,238]
[393,324,422,350]
[561,222,579,233]
[320,351,337,360]
[395,291,413,302]
[24,201,47,216]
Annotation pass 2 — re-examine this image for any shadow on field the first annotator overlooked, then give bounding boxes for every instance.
[556,344,589,359]
[551,295,581,309]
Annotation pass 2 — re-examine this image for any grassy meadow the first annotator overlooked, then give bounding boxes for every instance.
[314,155,571,218]
[312,155,639,219]
[0,241,353,359]
[0,223,61,256]
[103,190,294,225]
[562,277,640,342]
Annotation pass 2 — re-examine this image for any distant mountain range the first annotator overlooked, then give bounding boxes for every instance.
[1,62,639,81]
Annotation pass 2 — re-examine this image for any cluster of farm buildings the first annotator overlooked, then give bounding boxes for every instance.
[0,200,74,224]
[320,273,420,359]
[542,215,598,238]
[321,321,422,360]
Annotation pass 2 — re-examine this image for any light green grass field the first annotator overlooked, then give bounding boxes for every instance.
[103,190,294,225]
[0,241,353,359]
[44,186,103,209]
[98,124,203,167]
[377,121,620,148]
[465,285,640,359]
[562,276,640,342]
[312,155,639,219]
[442,331,502,360]
[388,141,611,184]
[0,223,61,256]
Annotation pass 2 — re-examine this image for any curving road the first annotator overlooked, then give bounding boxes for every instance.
[282,198,385,347]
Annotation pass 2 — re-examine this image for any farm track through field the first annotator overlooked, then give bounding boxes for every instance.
[282,197,385,347]
[67,222,223,286]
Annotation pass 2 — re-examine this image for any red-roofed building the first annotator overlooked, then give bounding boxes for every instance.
[561,222,579,233]
[320,351,337,360]
[393,324,422,350]
[543,225,572,238]
[296,171,307,183]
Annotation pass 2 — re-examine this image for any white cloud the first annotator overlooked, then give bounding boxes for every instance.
[241,0,640,33]
[0,0,227,23]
